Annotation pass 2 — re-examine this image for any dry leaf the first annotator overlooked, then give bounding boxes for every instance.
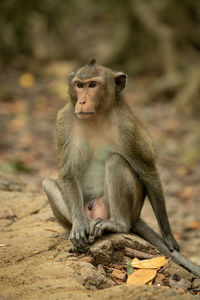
[19,72,35,88]
[112,277,124,285]
[147,280,153,286]
[154,273,165,286]
[178,288,185,294]
[80,256,94,264]
[127,268,157,285]
[0,244,8,247]
[132,257,140,262]
[131,256,169,269]
[111,269,126,281]
[173,233,180,241]
[189,221,200,230]
[8,118,26,131]
[178,186,193,201]
[44,228,60,233]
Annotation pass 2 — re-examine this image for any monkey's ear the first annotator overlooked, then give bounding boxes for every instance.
[88,59,97,66]
[115,72,127,93]
[70,71,75,77]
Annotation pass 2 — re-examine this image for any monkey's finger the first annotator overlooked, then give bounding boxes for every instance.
[75,231,88,248]
[90,218,103,236]
[80,229,89,244]
[88,235,95,244]
[93,222,104,237]
[70,231,82,249]
[70,236,78,248]
[100,222,119,234]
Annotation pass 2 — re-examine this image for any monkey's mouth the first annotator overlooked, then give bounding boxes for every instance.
[75,112,96,119]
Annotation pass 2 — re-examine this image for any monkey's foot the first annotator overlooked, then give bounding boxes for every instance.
[69,220,92,251]
[89,218,128,240]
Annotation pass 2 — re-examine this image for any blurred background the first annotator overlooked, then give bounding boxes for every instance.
[0,0,199,259]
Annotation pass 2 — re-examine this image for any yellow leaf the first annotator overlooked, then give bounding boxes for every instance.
[19,72,35,88]
[132,257,140,262]
[131,256,169,269]
[147,279,153,285]
[0,244,8,247]
[8,117,26,131]
[127,268,157,285]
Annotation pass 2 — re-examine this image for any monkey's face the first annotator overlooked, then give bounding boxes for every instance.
[72,77,105,119]
[70,60,127,120]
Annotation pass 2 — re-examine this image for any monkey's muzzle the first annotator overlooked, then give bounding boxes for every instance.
[75,112,96,119]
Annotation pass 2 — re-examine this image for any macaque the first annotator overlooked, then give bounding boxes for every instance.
[43,59,179,252]
[42,59,200,277]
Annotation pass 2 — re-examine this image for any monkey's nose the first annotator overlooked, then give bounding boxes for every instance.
[79,99,86,105]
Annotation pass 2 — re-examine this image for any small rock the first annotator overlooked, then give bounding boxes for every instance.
[192,278,200,289]
[169,275,191,291]
[97,264,106,276]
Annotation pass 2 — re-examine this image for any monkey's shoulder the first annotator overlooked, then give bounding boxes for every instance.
[57,103,74,125]
[117,110,156,168]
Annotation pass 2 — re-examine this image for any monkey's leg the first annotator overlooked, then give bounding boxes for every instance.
[42,178,90,250]
[134,219,200,277]
[90,154,145,238]
[42,178,72,229]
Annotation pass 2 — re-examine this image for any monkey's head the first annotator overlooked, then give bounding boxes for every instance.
[68,59,127,120]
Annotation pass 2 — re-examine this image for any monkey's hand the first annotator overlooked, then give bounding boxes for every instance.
[163,234,180,252]
[89,218,129,241]
[69,218,90,252]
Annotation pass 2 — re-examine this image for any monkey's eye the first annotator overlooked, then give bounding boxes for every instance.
[89,81,96,88]
[77,82,84,88]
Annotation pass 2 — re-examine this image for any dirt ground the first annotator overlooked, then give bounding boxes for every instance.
[0,62,200,299]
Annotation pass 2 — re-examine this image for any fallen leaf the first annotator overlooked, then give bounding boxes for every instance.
[131,256,169,269]
[178,288,185,294]
[147,280,153,286]
[178,186,194,201]
[154,273,165,286]
[173,233,180,241]
[189,221,200,230]
[8,117,26,131]
[112,277,124,285]
[132,257,140,262]
[111,269,126,281]
[0,244,8,247]
[80,256,94,264]
[19,72,35,88]
[127,268,157,285]
[44,228,60,233]
[127,260,134,276]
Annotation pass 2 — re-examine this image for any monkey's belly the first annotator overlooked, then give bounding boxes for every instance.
[81,160,105,198]
[80,147,112,199]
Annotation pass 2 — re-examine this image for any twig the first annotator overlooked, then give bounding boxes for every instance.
[125,247,156,259]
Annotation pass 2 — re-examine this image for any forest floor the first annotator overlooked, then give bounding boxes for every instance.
[0,61,200,299]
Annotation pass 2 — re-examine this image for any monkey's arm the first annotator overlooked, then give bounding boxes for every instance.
[134,219,200,278]
[56,106,90,250]
[57,176,90,249]
[119,118,179,251]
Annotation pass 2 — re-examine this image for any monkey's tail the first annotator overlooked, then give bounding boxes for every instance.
[133,219,200,278]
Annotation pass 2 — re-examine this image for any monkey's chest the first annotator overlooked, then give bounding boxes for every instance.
[80,146,112,198]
